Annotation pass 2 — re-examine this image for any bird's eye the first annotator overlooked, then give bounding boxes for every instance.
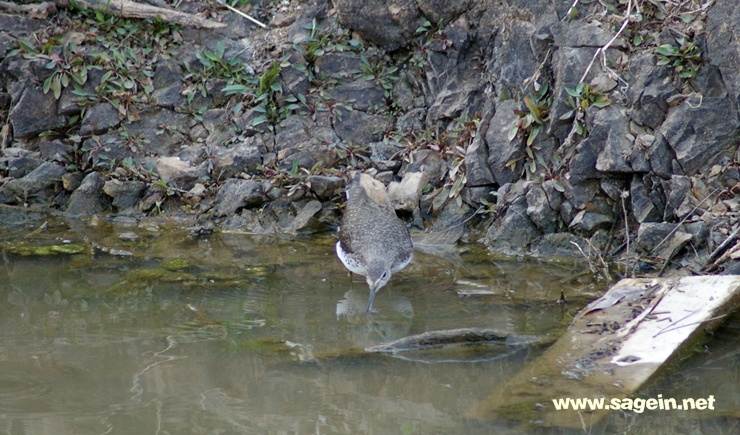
[381,272,388,280]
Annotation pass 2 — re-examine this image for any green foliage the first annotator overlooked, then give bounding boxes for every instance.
[508,84,551,148]
[655,37,701,79]
[560,82,611,136]
[41,42,89,99]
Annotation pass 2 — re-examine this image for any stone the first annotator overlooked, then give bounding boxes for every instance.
[103,179,147,212]
[630,175,661,223]
[62,172,84,192]
[288,200,323,233]
[155,156,208,190]
[334,0,424,51]
[400,149,446,187]
[594,105,635,174]
[526,182,562,234]
[562,179,599,210]
[480,203,541,255]
[152,58,184,108]
[663,175,691,221]
[9,84,65,138]
[307,175,344,200]
[64,172,108,217]
[314,52,364,79]
[625,53,675,129]
[332,110,392,145]
[387,171,429,212]
[79,102,120,136]
[212,137,263,179]
[0,162,66,204]
[707,1,740,105]
[5,156,42,179]
[636,222,693,260]
[485,100,522,186]
[395,107,426,133]
[657,97,740,175]
[568,209,613,234]
[330,80,386,112]
[426,77,482,124]
[213,179,266,217]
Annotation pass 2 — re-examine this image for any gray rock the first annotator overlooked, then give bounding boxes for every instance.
[103,179,147,212]
[332,109,392,145]
[64,172,108,217]
[526,182,562,234]
[334,0,424,51]
[80,102,120,136]
[9,84,65,138]
[395,107,426,133]
[568,209,613,234]
[213,137,263,179]
[123,108,190,156]
[152,58,184,108]
[0,162,66,204]
[156,156,208,190]
[562,179,599,210]
[630,175,661,223]
[38,139,68,161]
[485,100,522,186]
[657,97,740,175]
[314,52,363,79]
[5,156,42,178]
[387,171,429,212]
[626,53,675,129]
[330,80,386,111]
[464,127,496,187]
[646,134,674,178]
[707,1,740,104]
[288,200,323,233]
[594,105,635,174]
[400,149,446,187]
[489,19,542,91]
[62,172,83,192]
[426,75,482,124]
[213,179,266,217]
[636,222,692,260]
[480,203,540,255]
[307,175,344,200]
[663,175,691,220]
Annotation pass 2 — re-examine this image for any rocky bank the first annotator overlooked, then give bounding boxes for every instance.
[0,0,739,277]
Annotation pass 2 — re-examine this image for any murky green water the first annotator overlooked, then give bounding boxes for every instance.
[0,220,737,434]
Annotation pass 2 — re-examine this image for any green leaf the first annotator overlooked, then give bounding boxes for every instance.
[565,87,580,97]
[507,125,518,142]
[559,109,575,120]
[527,125,540,146]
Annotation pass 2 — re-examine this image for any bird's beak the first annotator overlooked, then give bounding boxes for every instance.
[366,283,379,313]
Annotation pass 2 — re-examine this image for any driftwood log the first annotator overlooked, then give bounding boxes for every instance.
[0,0,226,28]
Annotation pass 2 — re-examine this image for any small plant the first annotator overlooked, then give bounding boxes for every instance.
[185,41,251,103]
[41,42,90,99]
[559,82,611,136]
[506,84,552,176]
[508,83,551,147]
[655,36,701,79]
[358,55,399,96]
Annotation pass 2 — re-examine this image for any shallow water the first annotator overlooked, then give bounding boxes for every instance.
[0,222,737,434]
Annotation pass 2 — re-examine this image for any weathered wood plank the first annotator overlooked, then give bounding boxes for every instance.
[471,275,740,428]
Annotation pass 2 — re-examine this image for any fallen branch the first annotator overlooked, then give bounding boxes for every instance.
[0,0,56,18]
[70,0,226,28]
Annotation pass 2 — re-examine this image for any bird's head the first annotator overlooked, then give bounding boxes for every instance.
[365,261,392,313]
